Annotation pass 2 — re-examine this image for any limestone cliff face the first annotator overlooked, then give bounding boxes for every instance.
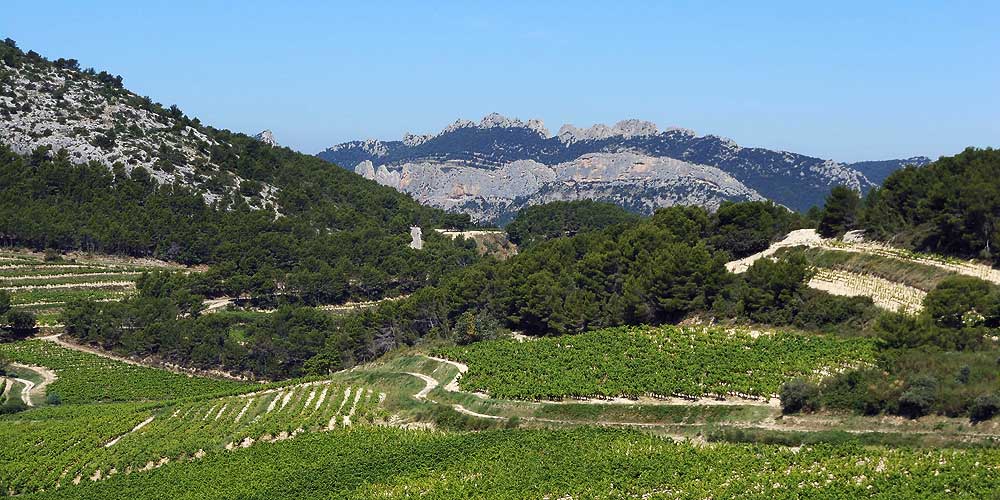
[320,113,885,219]
[356,152,764,223]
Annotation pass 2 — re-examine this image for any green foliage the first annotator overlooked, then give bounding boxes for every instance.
[969,394,1000,423]
[923,275,998,329]
[897,375,938,419]
[0,134,476,304]
[504,200,638,247]
[436,325,875,400]
[818,185,861,237]
[16,427,1000,499]
[874,275,1000,352]
[862,147,1000,263]
[0,290,9,316]
[779,378,821,414]
[0,340,249,403]
[709,200,802,259]
[2,310,36,340]
[818,349,1000,421]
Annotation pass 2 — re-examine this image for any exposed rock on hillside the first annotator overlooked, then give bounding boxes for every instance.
[253,130,278,147]
[356,152,765,223]
[320,113,899,220]
[0,45,274,207]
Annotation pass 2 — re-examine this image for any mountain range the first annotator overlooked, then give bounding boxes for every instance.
[319,113,931,223]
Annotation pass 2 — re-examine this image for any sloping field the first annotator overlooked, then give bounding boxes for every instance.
[0,382,381,494]
[728,230,1000,315]
[728,229,1000,285]
[17,427,999,499]
[0,340,249,404]
[434,325,876,401]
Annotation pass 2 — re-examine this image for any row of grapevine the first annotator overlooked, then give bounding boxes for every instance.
[29,427,1000,499]
[0,340,250,404]
[0,379,382,494]
[0,250,176,325]
[808,268,927,314]
[435,325,876,400]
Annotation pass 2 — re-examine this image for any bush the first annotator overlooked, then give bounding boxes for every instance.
[0,400,27,415]
[780,378,820,414]
[969,394,999,423]
[3,310,37,340]
[43,248,62,262]
[45,392,62,405]
[898,375,937,419]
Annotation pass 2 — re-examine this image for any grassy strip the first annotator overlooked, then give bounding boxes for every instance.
[781,247,958,291]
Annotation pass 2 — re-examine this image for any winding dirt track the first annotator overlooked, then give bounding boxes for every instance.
[9,363,57,406]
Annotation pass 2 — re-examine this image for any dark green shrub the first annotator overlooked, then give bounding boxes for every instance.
[780,378,820,414]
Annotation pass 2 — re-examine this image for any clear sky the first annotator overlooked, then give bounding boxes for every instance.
[3,1,997,162]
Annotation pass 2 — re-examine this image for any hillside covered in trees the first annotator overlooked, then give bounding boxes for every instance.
[0,39,477,303]
[862,147,1000,264]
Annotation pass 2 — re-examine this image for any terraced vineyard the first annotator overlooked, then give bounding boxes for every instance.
[0,381,382,494]
[0,340,248,403]
[809,269,927,314]
[0,251,178,326]
[435,326,876,400]
[0,338,383,495]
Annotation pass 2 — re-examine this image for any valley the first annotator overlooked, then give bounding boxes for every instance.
[0,25,998,499]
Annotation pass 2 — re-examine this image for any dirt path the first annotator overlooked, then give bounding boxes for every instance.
[201,297,233,314]
[9,363,57,406]
[11,377,34,406]
[405,372,438,401]
[726,229,824,273]
[423,355,468,393]
[317,295,409,312]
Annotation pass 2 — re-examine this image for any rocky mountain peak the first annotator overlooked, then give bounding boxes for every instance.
[437,113,549,138]
[253,130,277,147]
[557,119,659,144]
[403,132,433,146]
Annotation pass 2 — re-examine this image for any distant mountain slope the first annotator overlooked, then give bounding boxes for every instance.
[847,156,932,184]
[356,151,765,223]
[318,113,881,219]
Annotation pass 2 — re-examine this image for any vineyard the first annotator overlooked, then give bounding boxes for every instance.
[0,251,177,326]
[0,340,248,403]
[808,269,927,314]
[0,378,382,494]
[15,427,998,499]
[435,326,876,400]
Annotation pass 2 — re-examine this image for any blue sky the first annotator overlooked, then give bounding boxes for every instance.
[4,1,998,161]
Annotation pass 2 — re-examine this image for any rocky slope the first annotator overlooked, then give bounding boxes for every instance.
[357,152,765,223]
[0,40,274,207]
[318,113,890,221]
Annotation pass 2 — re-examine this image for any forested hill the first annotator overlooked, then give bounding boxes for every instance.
[0,38,475,302]
[861,147,1000,264]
